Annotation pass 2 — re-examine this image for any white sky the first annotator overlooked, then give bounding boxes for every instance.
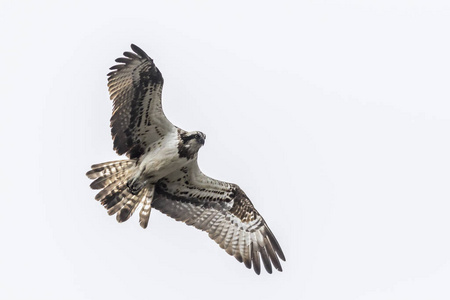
[1,0,450,299]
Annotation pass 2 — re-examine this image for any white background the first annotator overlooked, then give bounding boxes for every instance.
[1,1,450,299]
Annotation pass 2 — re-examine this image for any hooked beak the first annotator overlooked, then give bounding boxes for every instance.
[198,133,206,145]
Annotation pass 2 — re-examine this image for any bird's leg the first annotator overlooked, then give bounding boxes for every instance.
[127,177,148,195]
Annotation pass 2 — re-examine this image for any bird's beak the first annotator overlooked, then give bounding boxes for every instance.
[199,133,206,145]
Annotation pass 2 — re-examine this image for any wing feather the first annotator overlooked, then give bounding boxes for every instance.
[107,44,174,158]
[251,243,261,275]
[152,160,285,274]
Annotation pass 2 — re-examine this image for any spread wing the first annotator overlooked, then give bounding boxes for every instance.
[152,161,286,274]
[107,44,174,158]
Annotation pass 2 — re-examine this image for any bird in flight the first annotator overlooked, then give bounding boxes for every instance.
[86,44,285,274]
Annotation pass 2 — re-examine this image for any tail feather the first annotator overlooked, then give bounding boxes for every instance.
[86,159,154,227]
[95,179,126,201]
[116,189,146,222]
[101,182,128,209]
[90,160,133,169]
[107,188,134,216]
[139,188,154,229]
[90,172,128,190]
[86,160,135,179]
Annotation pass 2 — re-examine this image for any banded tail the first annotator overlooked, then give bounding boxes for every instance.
[86,160,154,228]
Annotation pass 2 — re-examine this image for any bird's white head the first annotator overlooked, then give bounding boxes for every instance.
[178,130,206,159]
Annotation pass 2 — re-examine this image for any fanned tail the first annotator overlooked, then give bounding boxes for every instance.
[86,160,153,227]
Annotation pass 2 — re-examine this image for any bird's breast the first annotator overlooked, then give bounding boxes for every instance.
[137,135,189,182]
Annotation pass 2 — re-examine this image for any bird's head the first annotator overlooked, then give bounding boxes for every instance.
[178,130,206,159]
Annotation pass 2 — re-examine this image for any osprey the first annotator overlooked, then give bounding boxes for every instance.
[86,44,285,274]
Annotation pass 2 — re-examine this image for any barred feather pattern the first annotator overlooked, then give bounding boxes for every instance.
[86,160,153,224]
[152,194,284,274]
[152,160,285,274]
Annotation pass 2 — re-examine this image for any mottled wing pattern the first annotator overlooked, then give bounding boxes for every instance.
[152,161,285,274]
[107,44,174,158]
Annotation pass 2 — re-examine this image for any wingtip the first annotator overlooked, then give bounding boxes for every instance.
[130,44,150,60]
[115,57,131,64]
[279,251,286,262]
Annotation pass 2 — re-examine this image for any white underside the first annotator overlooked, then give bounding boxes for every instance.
[134,129,190,183]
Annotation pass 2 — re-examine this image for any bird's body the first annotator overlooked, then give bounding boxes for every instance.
[87,44,285,274]
[131,129,188,184]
